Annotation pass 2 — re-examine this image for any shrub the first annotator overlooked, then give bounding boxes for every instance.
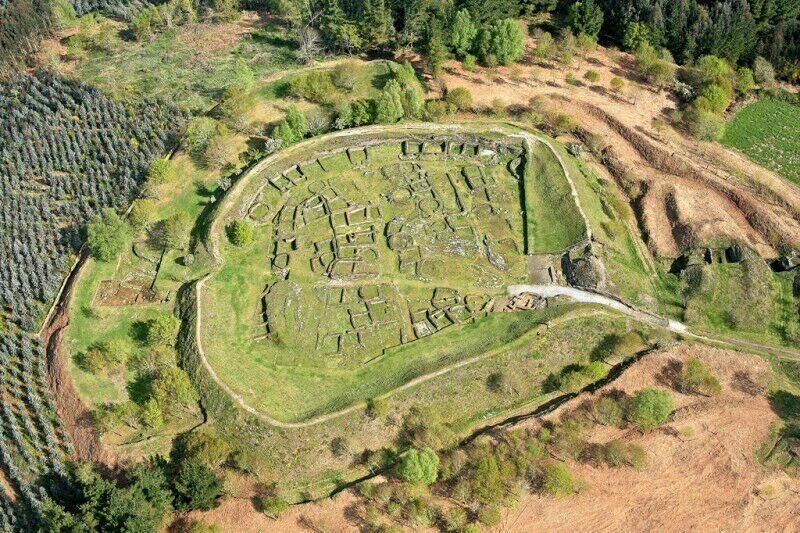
[424,100,456,121]
[684,106,725,141]
[227,219,254,246]
[477,505,502,527]
[445,87,473,111]
[182,429,232,468]
[147,157,176,184]
[331,436,356,459]
[566,72,579,85]
[366,397,389,418]
[584,69,600,83]
[289,71,337,104]
[463,54,477,71]
[627,388,675,431]
[87,208,131,262]
[261,497,289,519]
[444,506,468,532]
[333,60,361,90]
[396,448,439,485]
[602,439,646,468]
[541,461,575,496]
[609,76,625,93]
[591,396,623,426]
[753,56,775,86]
[736,67,755,95]
[677,358,722,396]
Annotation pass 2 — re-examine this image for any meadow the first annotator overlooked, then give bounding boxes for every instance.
[722,99,800,185]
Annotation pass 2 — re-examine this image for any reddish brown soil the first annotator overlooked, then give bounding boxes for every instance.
[441,42,800,258]
[185,344,800,531]
[39,252,112,467]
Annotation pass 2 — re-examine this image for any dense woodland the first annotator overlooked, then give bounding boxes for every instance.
[0,70,185,527]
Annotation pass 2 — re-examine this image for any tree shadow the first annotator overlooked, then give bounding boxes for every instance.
[655,358,683,390]
[129,320,151,344]
[126,372,153,405]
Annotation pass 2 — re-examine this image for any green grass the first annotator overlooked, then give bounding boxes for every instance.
[722,99,800,185]
[524,142,586,253]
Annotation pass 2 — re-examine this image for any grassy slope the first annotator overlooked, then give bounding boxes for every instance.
[722,99,800,185]
[524,142,586,253]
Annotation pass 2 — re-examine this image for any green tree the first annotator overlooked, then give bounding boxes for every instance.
[128,199,156,231]
[375,80,404,123]
[182,429,232,468]
[699,83,731,113]
[684,106,726,140]
[566,0,604,38]
[396,448,439,485]
[575,32,597,67]
[185,117,226,155]
[736,67,755,95]
[227,219,254,246]
[150,367,198,413]
[425,21,449,77]
[622,21,651,51]
[477,505,501,527]
[627,388,675,431]
[450,9,477,58]
[163,211,191,250]
[677,358,722,396]
[609,76,625,94]
[141,398,164,429]
[147,313,181,347]
[173,459,224,511]
[147,157,176,184]
[87,208,131,262]
[445,87,473,111]
[402,86,424,119]
[489,19,526,65]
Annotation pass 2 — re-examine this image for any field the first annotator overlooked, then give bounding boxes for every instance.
[199,126,589,422]
[722,99,800,185]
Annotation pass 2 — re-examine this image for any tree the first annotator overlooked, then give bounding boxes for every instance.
[736,67,755,94]
[622,21,651,51]
[147,313,181,346]
[227,219,254,246]
[489,19,526,65]
[425,21,448,77]
[591,396,623,426]
[684,106,726,140]
[204,135,238,168]
[274,104,308,145]
[541,461,575,496]
[402,86,424,119]
[450,9,477,58]
[566,0,604,38]
[163,211,191,250]
[332,60,361,90]
[753,56,775,86]
[141,398,164,429]
[150,367,198,413]
[627,388,675,431]
[677,358,722,396]
[129,199,156,231]
[699,83,731,113]
[185,117,225,155]
[182,429,232,468]
[396,448,439,485]
[78,344,110,374]
[375,80,404,123]
[147,157,176,184]
[173,459,224,511]
[445,87,473,111]
[87,208,131,262]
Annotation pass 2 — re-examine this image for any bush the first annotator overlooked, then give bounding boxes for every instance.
[626,388,675,431]
[463,54,477,71]
[541,461,574,496]
[566,72,579,85]
[477,505,502,527]
[424,100,456,121]
[444,506,468,532]
[584,69,600,83]
[87,208,131,262]
[289,71,337,104]
[366,397,389,418]
[602,439,646,468]
[445,87,473,111]
[333,60,361,90]
[227,219,254,246]
[684,106,725,141]
[396,448,439,485]
[261,497,289,519]
[609,76,625,93]
[591,396,623,426]
[677,358,722,396]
